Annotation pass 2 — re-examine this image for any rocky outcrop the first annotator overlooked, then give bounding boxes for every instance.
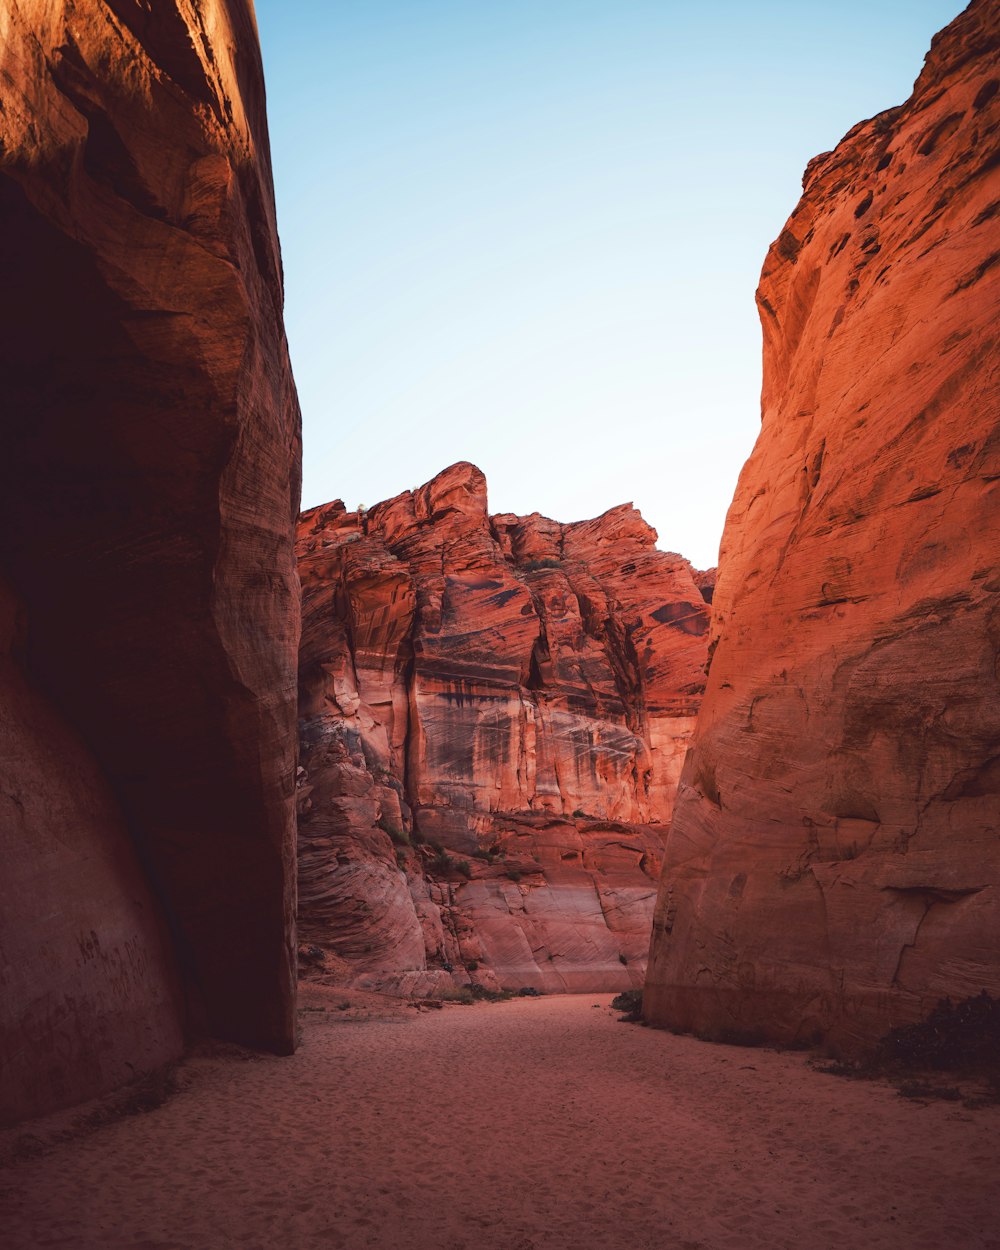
[0,2,300,1123]
[645,0,1000,1054]
[297,464,711,993]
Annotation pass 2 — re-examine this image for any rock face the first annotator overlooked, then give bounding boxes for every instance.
[645,0,1000,1053]
[0,2,300,1122]
[297,464,711,994]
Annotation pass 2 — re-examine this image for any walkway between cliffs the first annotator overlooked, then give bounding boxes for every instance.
[3,994,997,1250]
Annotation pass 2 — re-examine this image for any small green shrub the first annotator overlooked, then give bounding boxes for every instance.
[454,860,472,879]
[875,992,1000,1074]
[812,1059,865,1079]
[298,943,326,968]
[611,988,643,1020]
[470,984,516,1002]
[376,815,409,845]
[431,848,455,873]
[435,987,475,1005]
[897,1081,962,1101]
[466,959,479,972]
[521,557,561,571]
[813,993,1000,1106]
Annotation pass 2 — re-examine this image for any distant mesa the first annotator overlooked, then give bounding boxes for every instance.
[296,462,715,996]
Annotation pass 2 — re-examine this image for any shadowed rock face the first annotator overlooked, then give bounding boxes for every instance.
[645,0,1000,1054]
[297,464,712,994]
[0,1,300,1122]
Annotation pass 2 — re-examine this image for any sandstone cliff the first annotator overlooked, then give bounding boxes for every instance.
[0,1,300,1122]
[297,464,711,994]
[645,0,1000,1053]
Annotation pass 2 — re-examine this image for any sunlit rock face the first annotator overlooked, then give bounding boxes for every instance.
[645,0,1000,1054]
[0,1,300,1122]
[297,463,711,994]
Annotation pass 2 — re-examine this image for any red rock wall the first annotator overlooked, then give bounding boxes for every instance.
[297,464,711,994]
[0,1,300,1122]
[645,0,1000,1053]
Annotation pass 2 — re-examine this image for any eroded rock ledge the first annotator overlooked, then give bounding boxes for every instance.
[645,0,1000,1053]
[297,463,713,994]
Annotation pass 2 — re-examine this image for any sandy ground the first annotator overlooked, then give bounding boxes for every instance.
[2,992,999,1250]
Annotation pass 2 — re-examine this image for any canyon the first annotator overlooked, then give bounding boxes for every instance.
[645,0,1000,1053]
[297,463,714,994]
[0,0,998,1148]
[0,0,300,1124]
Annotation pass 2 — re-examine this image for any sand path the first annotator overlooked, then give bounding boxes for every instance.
[2,993,998,1250]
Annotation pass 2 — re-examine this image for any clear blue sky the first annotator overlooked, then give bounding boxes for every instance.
[255,0,961,568]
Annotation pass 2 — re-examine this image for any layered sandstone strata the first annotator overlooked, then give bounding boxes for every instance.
[0,1,300,1122]
[297,464,711,993]
[645,0,1000,1053]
